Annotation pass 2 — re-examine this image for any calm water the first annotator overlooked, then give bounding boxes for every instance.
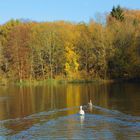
[0,82,140,140]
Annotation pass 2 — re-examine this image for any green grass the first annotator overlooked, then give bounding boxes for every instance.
[0,77,115,87]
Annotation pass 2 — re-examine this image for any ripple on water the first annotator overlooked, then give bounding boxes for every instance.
[0,106,140,140]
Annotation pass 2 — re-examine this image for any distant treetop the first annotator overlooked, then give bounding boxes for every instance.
[110,5,124,21]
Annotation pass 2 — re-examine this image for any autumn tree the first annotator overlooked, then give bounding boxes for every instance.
[0,7,140,83]
[6,24,31,82]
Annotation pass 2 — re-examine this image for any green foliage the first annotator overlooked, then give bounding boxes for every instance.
[111,5,124,21]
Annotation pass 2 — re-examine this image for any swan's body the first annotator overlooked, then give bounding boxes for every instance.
[88,100,93,111]
[79,106,85,115]
[88,100,93,107]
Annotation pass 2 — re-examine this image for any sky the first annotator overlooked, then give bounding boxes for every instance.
[0,0,140,24]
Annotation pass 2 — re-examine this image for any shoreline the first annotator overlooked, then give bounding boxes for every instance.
[1,78,140,86]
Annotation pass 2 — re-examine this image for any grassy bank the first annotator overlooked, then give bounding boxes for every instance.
[0,77,139,87]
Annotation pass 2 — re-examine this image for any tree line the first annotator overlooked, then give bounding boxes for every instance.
[0,6,140,83]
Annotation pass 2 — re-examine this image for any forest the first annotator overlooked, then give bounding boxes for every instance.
[0,6,140,84]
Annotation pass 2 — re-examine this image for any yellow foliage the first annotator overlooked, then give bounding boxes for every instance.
[64,42,79,78]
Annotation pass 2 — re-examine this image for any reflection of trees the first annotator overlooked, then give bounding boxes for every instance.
[0,83,139,136]
[64,83,111,115]
[0,83,110,120]
[66,84,81,115]
[0,99,9,120]
[108,83,140,115]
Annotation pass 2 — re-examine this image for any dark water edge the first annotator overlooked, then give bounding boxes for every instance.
[113,78,140,83]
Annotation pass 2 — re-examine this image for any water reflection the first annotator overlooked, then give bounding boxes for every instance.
[0,83,139,139]
[80,115,85,125]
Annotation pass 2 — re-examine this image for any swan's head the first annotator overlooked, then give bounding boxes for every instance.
[80,106,83,110]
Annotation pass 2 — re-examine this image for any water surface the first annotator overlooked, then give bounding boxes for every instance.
[0,82,140,139]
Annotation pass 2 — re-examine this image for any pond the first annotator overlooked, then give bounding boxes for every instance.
[0,82,140,139]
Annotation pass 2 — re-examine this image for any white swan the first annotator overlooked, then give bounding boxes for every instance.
[88,100,93,111]
[79,106,85,115]
[88,100,93,107]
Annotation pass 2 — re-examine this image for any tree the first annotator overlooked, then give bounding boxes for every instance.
[75,23,93,78]
[6,24,31,82]
[0,11,140,83]
[64,42,79,79]
[110,5,124,21]
[89,21,113,79]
